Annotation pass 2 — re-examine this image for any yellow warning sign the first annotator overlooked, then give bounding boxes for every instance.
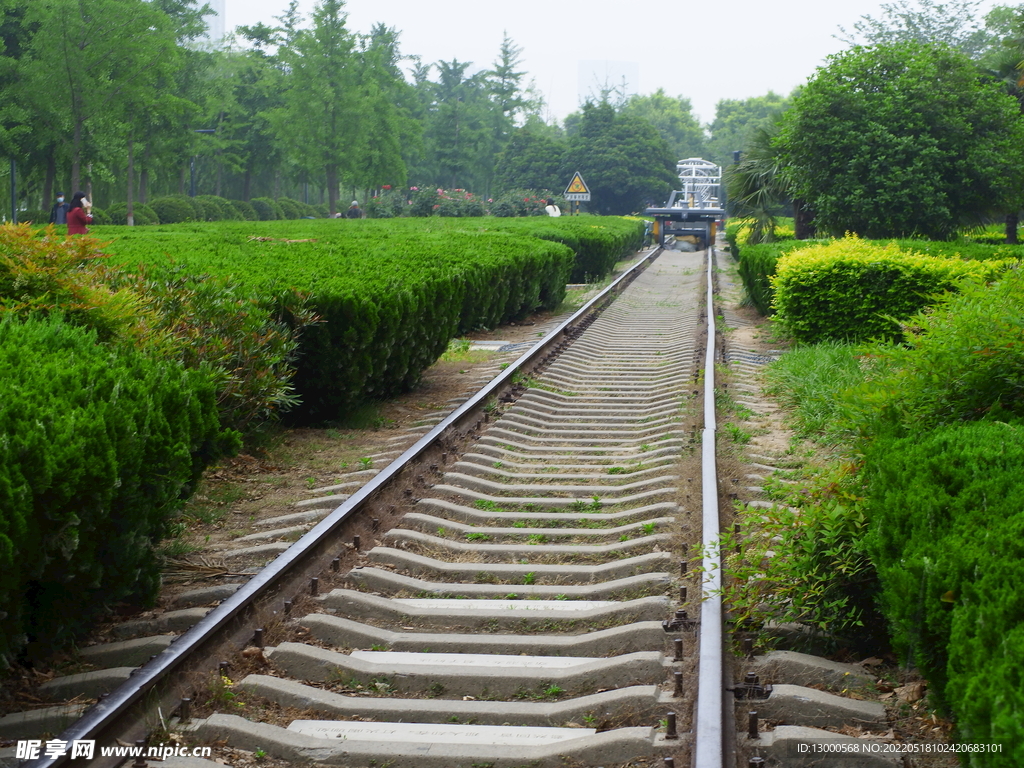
[564,172,591,200]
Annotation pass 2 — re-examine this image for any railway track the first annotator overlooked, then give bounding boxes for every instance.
[4,241,906,768]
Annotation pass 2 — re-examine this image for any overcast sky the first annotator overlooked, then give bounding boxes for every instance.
[219,0,1004,126]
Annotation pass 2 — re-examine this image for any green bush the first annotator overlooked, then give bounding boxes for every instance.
[365,189,407,219]
[0,223,306,438]
[722,463,880,648]
[277,197,304,220]
[19,209,49,225]
[489,190,556,218]
[0,314,236,663]
[229,199,258,221]
[106,202,160,226]
[948,537,1024,763]
[194,195,241,222]
[90,206,112,226]
[889,239,1024,262]
[736,240,820,316]
[151,196,200,224]
[436,189,486,217]
[250,197,278,221]
[771,236,1009,343]
[843,269,1024,435]
[865,424,1024,724]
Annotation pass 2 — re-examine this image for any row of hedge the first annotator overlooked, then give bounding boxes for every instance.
[0,214,642,662]
[20,195,329,228]
[476,216,646,283]
[0,315,237,665]
[103,218,584,423]
[365,188,566,220]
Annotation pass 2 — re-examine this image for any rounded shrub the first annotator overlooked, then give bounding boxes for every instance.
[250,197,278,221]
[277,197,304,220]
[106,202,160,225]
[230,199,258,221]
[90,206,112,225]
[20,209,50,225]
[151,196,199,224]
[195,195,240,221]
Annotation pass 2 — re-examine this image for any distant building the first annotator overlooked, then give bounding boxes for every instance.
[145,0,225,44]
[201,0,226,44]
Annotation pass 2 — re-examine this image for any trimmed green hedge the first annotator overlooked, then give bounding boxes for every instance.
[735,240,820,316]
[735,235,1022,321]
[770,237,1010,342]
[865,422,1024,761]
[104,219,575,423]
[479,217,645,282]
[0,315,236,664]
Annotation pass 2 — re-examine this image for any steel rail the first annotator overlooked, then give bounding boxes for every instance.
[30,245,663,768]
[695,244,724,766]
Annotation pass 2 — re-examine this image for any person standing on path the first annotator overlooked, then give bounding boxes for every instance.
[49,193,70,225]
[66,192,93,234]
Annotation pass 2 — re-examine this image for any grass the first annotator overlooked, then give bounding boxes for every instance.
[440,338,493,364]
[762,341,866,444]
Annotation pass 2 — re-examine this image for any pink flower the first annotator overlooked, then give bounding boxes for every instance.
[383,185,391,190]
[410,186,419,191]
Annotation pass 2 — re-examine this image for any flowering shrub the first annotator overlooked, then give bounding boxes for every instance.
[489,190,564,218]
[435,189,485,217]
[404,187,485,217]
[365,188,408,219]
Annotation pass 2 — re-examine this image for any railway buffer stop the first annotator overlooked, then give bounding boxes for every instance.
[645,157,724,249]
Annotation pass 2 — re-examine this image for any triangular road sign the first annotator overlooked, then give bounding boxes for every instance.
[564,172,590,195]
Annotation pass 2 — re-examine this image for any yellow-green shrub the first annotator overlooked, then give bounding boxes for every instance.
[770,235,1009,342]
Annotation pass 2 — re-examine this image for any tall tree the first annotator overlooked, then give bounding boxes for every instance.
[350,24,418,190]
[423,59,488,190]
[836,0,1014,59]
[494,118,565,193]
[271,0,359,214]
[0,0,34,197]
[777,41,1024,239]
[620,89,706,161]
[480,34,529,195]
[560,100,677,215]
[20,0,180,192]
[705,92,789,171]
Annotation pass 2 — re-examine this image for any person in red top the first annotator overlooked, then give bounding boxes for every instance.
[66,191,93,234]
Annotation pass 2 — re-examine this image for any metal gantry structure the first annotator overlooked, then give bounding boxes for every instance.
[644,157,725,249]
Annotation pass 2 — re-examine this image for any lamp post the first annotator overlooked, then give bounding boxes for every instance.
[8,157,15,224]
[189,129,216,198]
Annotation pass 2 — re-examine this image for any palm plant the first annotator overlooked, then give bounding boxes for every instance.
[723,124,791,244]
